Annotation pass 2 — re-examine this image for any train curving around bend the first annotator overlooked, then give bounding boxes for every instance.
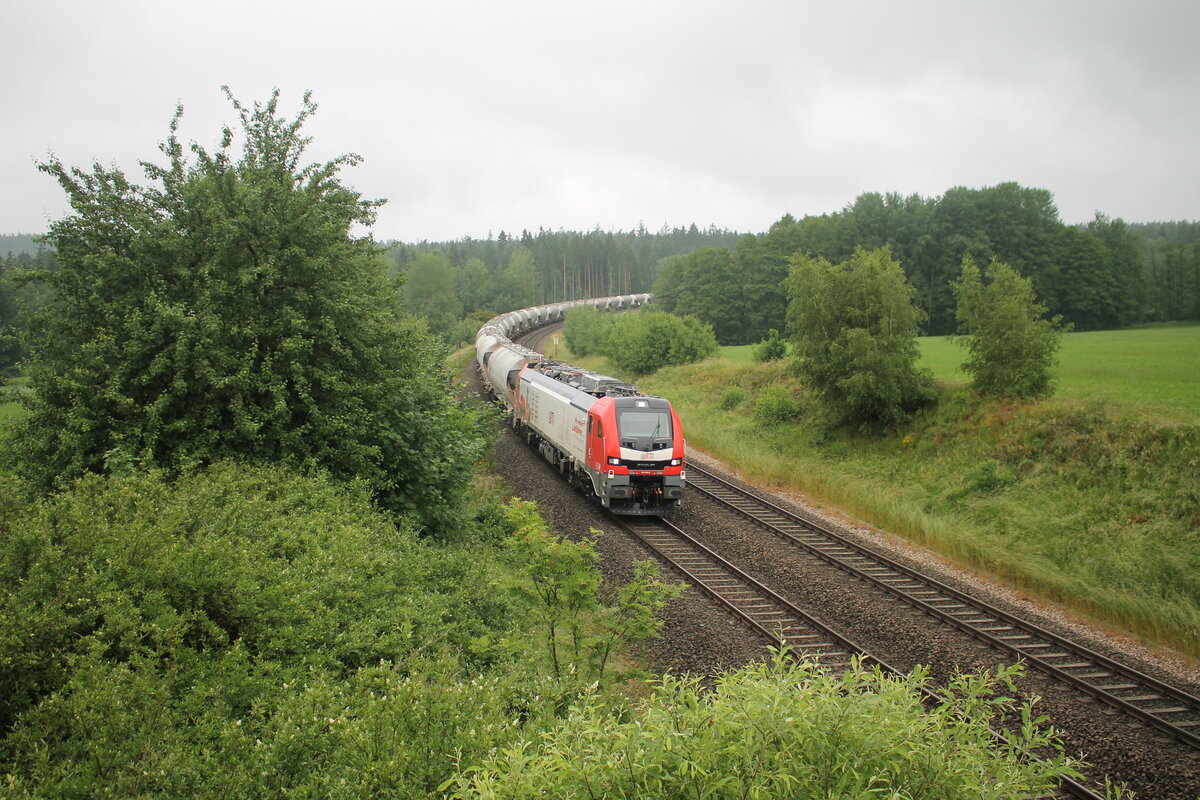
[476,294,685,515]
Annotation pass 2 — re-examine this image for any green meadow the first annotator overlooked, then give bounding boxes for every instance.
[723,323,1200,423]
[571,324,1200,660]
[917,324,1200,423]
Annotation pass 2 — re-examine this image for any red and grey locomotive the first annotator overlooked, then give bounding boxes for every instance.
[476,295,685,515]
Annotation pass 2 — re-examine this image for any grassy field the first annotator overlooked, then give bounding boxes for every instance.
[570,326,1200,660]
[722,322,1200,424]
[917,323,1200,423]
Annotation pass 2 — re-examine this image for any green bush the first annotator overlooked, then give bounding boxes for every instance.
[717,386,747,411]
[753,384,801,427]
[562,305,614,357]
[567,307,718,375]
[604,310,719,376]
[0,464,542,797]
[501,499,682,682]
[449,655,1082,799]
[752,329,788,362]
[952,257,1068,399]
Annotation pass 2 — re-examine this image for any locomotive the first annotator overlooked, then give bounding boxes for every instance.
[476,295,685,515]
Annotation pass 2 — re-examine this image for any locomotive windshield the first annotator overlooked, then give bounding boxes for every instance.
[616,407,672,442]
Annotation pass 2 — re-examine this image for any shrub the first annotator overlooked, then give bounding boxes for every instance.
[753,384,801,427]
[752,329,788,362]
[449,655,1081,799]
[501,499,682,682]
[952,257,1068,399]
[604,310,719,375]
[0,464,531,792]
[562,305,614,357]
[717,386,747,411]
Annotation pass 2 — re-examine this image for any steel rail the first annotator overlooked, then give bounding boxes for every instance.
[685,461,1200,753]
[610,512,1102,800]
[612,514,887,672]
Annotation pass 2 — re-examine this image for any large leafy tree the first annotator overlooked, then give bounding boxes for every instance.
[786,247,933,432]
[15,88,481,535]
[654,247,744,343]
[952,257,1068,399]
[402,252,461,340]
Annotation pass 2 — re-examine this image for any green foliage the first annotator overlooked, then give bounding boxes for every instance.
[947,459,1016,500]
[15,88,482,536]
[601,310,718,376]
[562,305,614,357]
[502,500,601,678]
[752,328,787,362]
[403,251,462,340]
[0,464,550,797]
[717,385,747,410]
[952,257,1068,399]
[753,383,801,427]
[500,500,682,682]
[653,236,792,346]
[450,655,1080,799]
[565,306,717,375]
[0,249,56,375]
[786,247,934,432]
[653,247,745,344]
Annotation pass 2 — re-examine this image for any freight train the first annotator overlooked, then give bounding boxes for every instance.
[476,295,685,515]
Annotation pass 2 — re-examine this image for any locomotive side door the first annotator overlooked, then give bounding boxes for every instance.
[586,411,605,471]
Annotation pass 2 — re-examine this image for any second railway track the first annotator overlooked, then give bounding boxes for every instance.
[685,460,1200,753]
[612,494,1103,800]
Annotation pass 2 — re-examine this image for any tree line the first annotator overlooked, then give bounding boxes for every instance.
[384,224,741,343]
[655,183,1199,345]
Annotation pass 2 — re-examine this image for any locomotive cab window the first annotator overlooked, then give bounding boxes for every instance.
[616,408,671,441]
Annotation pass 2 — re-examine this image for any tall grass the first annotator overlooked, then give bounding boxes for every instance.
[568,330,1200,660]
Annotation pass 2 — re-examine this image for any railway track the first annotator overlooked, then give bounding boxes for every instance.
[613,514,883,673]
[686,461,1200,753]
[520,324,562,358]
[611,511,1103,800]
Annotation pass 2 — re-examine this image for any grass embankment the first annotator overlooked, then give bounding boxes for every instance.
[565,324,1200,660]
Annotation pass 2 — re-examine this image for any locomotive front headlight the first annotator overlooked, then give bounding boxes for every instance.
[608,457,621,465]
[670,458,682,466]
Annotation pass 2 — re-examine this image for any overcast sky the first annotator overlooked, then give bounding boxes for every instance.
[3,0,1197,242]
